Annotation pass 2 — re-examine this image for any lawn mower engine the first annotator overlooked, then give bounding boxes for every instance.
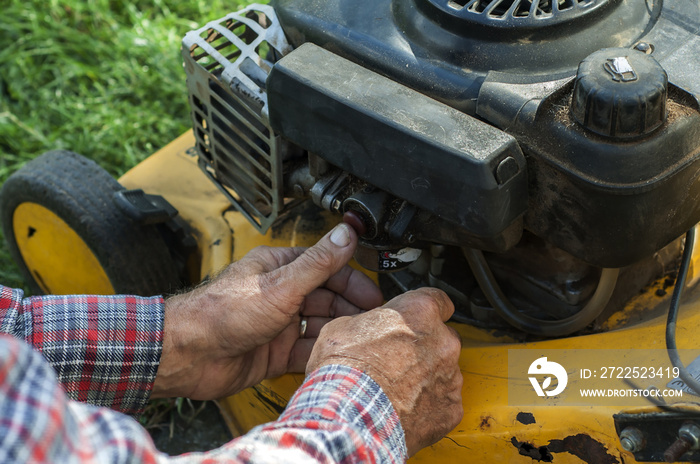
[173,1,700,461]
[183,0,700,339]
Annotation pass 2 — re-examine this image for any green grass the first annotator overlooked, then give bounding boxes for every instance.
[0,0,261,291]
[1,0,267,452]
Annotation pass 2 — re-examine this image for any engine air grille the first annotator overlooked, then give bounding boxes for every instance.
[182,4,292,233]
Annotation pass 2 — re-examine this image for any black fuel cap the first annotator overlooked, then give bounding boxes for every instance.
[571,47,668,139]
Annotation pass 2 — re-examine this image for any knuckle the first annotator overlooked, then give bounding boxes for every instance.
[259,269,281,291]
[411,288,452,316]
[301,245,335,275]
[443,341,461,364]
[406,290,440,314]
[454,369,464,391]
[332,265,355,296]
[445,374,464,428]
[260,272,300,315]
[444,327,462,356]
[328,293,340,318]
[249,245,272,256]
[451,406,464,429]
[419,287,449,304]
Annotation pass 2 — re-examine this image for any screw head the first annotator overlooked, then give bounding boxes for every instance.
[634,42,654,54]
[620,427,646,453]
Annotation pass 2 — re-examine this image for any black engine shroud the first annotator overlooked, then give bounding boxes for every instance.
[183,0,700,335]
[264,0,700,268]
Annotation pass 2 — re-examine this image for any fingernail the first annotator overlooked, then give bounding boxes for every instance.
[330,223,351,247]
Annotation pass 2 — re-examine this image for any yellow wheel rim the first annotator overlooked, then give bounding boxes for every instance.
[13,202,115,295]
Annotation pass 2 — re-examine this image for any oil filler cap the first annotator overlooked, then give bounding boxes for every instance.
[571,47,668,139]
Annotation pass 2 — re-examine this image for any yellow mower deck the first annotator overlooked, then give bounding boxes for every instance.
[119,131,700,463]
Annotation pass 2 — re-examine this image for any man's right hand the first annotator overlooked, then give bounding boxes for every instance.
[306,287,464,457]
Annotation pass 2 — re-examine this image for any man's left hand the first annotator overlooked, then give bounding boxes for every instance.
[152,223,382,400]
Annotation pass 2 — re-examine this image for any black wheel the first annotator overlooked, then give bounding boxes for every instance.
[0,150,180,296]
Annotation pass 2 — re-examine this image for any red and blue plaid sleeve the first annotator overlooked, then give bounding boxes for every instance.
[0,334,160,463]
[0,285,164,415]
[0,334,407,463]
[170,364,407,463]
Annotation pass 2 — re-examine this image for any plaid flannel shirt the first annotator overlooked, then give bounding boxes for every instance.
[0,285,407,463]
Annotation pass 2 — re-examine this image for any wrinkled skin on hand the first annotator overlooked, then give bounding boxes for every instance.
[306,288,464,456]
[152,223,384,400]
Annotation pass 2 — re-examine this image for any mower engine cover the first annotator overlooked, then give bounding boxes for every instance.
[266,0,700,268]
[266,43,528,246]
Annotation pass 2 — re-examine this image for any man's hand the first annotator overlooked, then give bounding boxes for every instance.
[152,223,383,400]
[306,288,464,457]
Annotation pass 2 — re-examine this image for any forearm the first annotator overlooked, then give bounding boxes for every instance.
[0,285,164,415]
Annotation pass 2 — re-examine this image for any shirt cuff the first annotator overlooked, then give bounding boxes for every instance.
[277,364,407,463]
[22,290,164,415]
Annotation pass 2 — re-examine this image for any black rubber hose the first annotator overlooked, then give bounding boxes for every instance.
[463,248,619,337]
[666,227,700,396]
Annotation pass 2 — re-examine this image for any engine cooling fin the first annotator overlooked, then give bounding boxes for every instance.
[426,0,608,26]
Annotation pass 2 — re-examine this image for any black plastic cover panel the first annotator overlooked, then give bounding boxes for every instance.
[267,43,527,238]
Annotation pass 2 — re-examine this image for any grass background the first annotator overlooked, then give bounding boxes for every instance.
[0,0,264,452]
[0,0,261,291]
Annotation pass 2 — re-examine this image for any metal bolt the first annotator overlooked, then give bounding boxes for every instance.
[664,438,692,462]
[664,423,700,462]
[620,427,645,453]
[681,423,700,449]
[634,42,654,54]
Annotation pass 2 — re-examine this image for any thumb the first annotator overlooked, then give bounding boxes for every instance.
[268,223,358,302]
